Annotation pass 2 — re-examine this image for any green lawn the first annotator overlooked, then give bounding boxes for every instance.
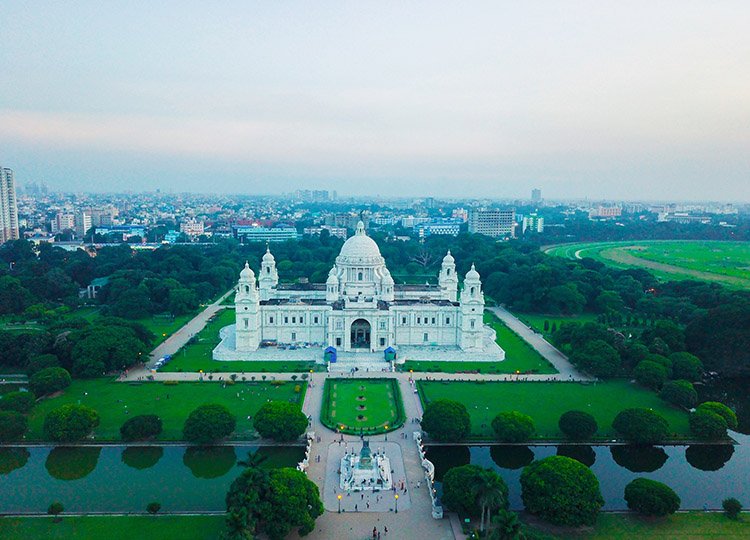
[0,515,226,540]
[26,378,306,441]
[321,378,405,435]
[582,512,750,539]
[135,313,196,345]
[417,380,690,440]
[515,312,597,337]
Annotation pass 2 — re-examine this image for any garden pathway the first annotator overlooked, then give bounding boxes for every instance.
[488,306,591,381]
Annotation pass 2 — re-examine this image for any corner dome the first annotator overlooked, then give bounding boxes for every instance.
[465,263,480,281]
[443,250,455,264]
[262,247,275,263]
[240,261,255,280]
[337,221,382,261]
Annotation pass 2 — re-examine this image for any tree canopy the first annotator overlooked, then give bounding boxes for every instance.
[624,478,681,516]
[43,404,100,442]
[183,404,236,444]
[612,408,669,444]
[253,401,307,442]
[421,399,471,442]
[491,411,535,443]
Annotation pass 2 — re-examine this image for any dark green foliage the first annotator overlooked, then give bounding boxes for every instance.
[689,409,728,440]
[569,338,621,378]
[558,410,598,440]
[685,301,750,376]
[71,326,149,377]
[253,401,307,442]
[633,360,668,390]
[520,456,604,526]
[120,414,163,441]
[491,411,535,443]
[226,466,323,540]
[29,367,71,396]
[612,408,669,444]
[441,464,509,516]
[421,399,471,442]
[183,403,236,444]
[697,402,738,430]
[644,354,673,378]
[26,354,60,376]
[43,404,100,442]
[659,380,698,409]
[146,502,161,514]
[722,497,742,519]
[624,478,681,516]
[0,390,36,413]
[669,352,703,381]
[0,411,28,441]
[47,501,64,517]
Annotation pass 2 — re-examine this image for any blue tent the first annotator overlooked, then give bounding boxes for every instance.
[324,346,337,363]
[384,346,397,361]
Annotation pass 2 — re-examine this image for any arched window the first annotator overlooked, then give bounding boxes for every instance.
[245,285,249,293]
[358,272,363,281]
[447,269,451,275]
[470,286,475,295]
[267,267,270,274]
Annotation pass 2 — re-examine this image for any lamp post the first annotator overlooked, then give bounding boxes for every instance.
[337,494,342,513]
[394,493,399,513]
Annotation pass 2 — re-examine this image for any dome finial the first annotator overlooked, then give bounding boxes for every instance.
[356,221,366,236]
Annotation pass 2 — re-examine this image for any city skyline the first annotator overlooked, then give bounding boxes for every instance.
[2,2,749,201]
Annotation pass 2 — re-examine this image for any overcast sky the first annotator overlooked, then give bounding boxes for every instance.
[1,1,749,201]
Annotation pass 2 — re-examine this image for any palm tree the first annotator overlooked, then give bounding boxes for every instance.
[472,470,507,533]
[488,509,522,540]
[237,450,268,469]
[223,509,252,540]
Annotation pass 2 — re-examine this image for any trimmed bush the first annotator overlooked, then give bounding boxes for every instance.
[29,367,71,397]
[669,352,703,381]
[633,360,668,390]
[689,409,728,440]
[421,399,471,442]
[659,380,698,409]
[722,497,742,519]
[146,501,161,514]
[0,391,36,413]
[183,404,236,444]
[697,402,738,431]
[491,411,535,443]
[0,411,28,441]
[43,404,100,442]
[120,414,163,441]
[612,408,669,444]
[624,478,680,516]
[253,401,307,442]
[558,410,598,440]
[520,456,604,526]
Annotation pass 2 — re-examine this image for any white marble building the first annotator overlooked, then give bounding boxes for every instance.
[215,222,504,361]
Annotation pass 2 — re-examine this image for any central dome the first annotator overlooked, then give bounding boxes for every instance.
[337,221,382,261]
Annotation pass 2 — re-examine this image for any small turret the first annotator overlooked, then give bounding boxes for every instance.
[438,250,458,301]
[259,247,279,301]
[459,263,484,351]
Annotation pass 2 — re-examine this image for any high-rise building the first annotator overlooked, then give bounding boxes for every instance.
[0,167,20,243]
[531,188,542,203]
[522,213,544,234]
[468,209,515,238]
[76,211,92,237]
[50,213,76,234]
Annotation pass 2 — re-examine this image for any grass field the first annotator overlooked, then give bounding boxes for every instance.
[417,380,690,440]
[321,378,405,434]
[581,512,750,539]
[399,313,556,374]
[0,515,226,540]
[26,378,305,441]
[545,240,750,288]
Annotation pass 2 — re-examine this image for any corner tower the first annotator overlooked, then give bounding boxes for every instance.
[438,250,458,301]
[235,262,261,351]
[459,264,485,351]
[258,247,279,301]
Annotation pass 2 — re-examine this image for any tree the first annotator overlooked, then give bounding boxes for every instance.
[441,465,508,523]
[29,367,71,397]
[489,509,522,540]
[43,404,100,442]
[612,408,669,444]
[520,456,604,526]
[26,353,60,376]
[659,380,698,409]
[624,478,680,516]
[473,469,509,533]
[697,402,738,430]
[689,409,728,440]
[421,399,471,442]
[722,498,742,519]
[569,339,621,378]
[71,326,147,377]
[0,390,36,413]
[0,411,28,441]
[491,411,535,443]
[558,410,598,440]
[146,502,161,514]
[253,401,307,442]
[633,360,668,390]
[669,352,703,381]
[48,501,64,522]
[120,414,163,441]
[183,404,236,444]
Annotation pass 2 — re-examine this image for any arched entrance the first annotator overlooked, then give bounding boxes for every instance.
[350,319,371,349]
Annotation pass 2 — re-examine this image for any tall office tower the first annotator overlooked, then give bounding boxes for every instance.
[468,208,516,238]
[531,188,542,203]
[0,167,20,243]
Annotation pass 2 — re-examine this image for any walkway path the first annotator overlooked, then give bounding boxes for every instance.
[488,306,591,381]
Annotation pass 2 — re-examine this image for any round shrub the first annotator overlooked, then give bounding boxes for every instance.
[722,497,742,519]
[612,408,669,444]
[659,380,698,409]
[669,352,703,381]
[253,401,307,442]
[624,478,680,516]
[183,404,236,444]
[697,402,738,431]
[0,411,28,441]
[689,409,728,440]
[0,391,36,413]
[26,354,60,376]
[29,367,71,397]
[43,404,100,442]
[491,411,535,443]
[421,399,471,442]
[558,410,598,440]
[520,456,604,526]
[120,414,163,441]
[645,354,673,378]
[442,464,508,516]
[633,360,668,390]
